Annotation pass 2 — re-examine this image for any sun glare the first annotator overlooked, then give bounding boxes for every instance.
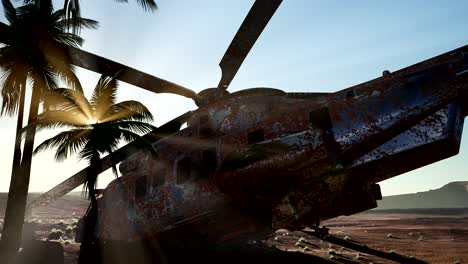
[87,118,99,125]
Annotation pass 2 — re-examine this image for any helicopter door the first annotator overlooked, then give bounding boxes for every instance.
[176,157,191,184]
[201,148,217,178]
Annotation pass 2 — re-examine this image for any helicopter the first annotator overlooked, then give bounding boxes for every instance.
[11,0,468,262]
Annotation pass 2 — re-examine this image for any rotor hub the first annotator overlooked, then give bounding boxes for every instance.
[196,88,230,106]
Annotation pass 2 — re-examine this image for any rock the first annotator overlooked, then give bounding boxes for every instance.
[48,229,63,241]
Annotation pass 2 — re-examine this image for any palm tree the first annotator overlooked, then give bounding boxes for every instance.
[29,73,157,210]
[62,0,157,16]
[23,74,156,263]
[0,0,97,248]
[42,0,157,31]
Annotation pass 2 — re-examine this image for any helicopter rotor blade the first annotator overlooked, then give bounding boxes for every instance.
[66,47,201,102]
[26,111,193,209]
[217,0,283,90]
[0,22,201,103]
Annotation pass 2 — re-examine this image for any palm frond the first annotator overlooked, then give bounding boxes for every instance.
[78,143,95,163]
[44,52,83,93]
[46,88,93,119]
[30,64,59,93]
[91,74,119,121]
[101,100,154,123]
[62,0,80,32]
[16,3,38,18]
[56,16,99,32]
[135,0,158,11]
[0,64,27,116]
[115,0,158,12]
[2,0,17,24]
[53,130,90,161]
[52,31,84,47]
[81,149,101,200]
[105,148,120,177]
[34,128,91,161]
[38,0,54,16]
[114,120,156,135]
[117,127,157,157]
[22,109,90,136]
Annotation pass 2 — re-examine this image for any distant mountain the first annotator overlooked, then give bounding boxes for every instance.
[377,181,468,209]
[0,192,89,218]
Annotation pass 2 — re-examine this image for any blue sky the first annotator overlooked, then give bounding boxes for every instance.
[0,0,467,195]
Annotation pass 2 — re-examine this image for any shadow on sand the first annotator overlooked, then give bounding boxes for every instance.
[78,240,336,264]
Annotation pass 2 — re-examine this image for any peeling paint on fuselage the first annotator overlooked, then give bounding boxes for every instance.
[98,46,468,243]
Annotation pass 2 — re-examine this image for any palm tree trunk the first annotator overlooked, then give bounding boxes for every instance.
[1,79,26,248]
[78,154,101,264]
[87,153,102,211]
[1,82,40,250]
[10,84,25,183]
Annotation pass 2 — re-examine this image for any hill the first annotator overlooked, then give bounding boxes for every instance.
[377,181,468,209]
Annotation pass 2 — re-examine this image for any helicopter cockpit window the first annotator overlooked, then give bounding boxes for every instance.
[248,129,264,145]
[177,157,191,184]
[135,176,147,199]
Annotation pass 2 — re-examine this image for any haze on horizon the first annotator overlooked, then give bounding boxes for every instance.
[0,0,467,196]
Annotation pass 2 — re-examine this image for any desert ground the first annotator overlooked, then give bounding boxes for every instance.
[274,210,468,263]
[1,194,468,264]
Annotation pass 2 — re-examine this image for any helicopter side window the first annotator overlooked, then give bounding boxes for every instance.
[177,157,191,184]
[200,148,217,177]
[248,129,264,145]
[135,176,147,199]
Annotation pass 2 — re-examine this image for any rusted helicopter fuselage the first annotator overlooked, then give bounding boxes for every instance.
[96,46,468,245]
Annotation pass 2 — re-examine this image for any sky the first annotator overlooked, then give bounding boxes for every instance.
[0,0,468,196]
